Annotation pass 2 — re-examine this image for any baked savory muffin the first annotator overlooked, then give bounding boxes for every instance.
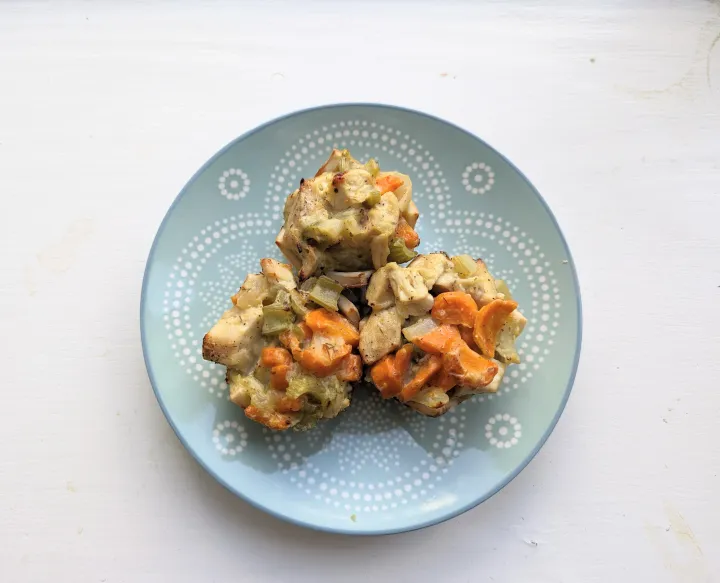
[202,258,362,430]
[275,149,420,279]
[358,253,526,416]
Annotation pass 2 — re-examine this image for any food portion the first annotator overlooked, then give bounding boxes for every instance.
[359,253,526,416]
[202,147,530,428]
[276,149,420,279]
[202,258,362,430]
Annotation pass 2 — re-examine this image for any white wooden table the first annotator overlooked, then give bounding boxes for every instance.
[2,1,719,581]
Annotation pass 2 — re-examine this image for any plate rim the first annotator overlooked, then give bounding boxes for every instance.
[140,102,583,536]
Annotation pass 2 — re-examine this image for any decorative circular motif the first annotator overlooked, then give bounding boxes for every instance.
[462,162,495,195]
[485,414,522,449]
[218,168,250,200]
[213,420,248,456]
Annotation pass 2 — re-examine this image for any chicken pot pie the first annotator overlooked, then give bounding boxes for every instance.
[202,258,362,430]
[359,253,526,416]
[275,149,420,279]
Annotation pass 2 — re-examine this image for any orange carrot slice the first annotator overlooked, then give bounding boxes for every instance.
[431,366,457,392]
[244,406,294,431]
[260,346,292,368]
[336,354,362,382]
[297,339,352,376]
[305,309,360,346]
[269,364,292,390]
[370,344,415,398]
[443,340,498,388]
[371,356,403,398]
[411,324,461,354]
[394,344,414,376]
[431,292,478,328]
[459,326,479,352]
[472,299,518,358]
[400,354,443,402]
[279,324,313,361]
[394,217,420,249]
[376,175,404,194]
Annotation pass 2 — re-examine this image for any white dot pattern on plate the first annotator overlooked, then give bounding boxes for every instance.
[162,212,279,397]
[249,388,467,512]
[263,120,451,227]
[213,420,249,456]
[462,162,495,195]
[218,168,251,200]
[485,414,522,449]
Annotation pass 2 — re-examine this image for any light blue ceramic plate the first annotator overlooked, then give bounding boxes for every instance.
[141,104,581,535]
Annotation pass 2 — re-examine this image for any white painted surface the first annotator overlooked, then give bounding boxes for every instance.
[1,1,719,581]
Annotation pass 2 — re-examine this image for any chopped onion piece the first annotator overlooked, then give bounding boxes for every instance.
[402,316,439,344]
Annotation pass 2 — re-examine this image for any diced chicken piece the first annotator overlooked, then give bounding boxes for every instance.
[284,179,330,231]
[455,259,498,307]
[433,271,457,293]
[260,258,296,291]
[231,273,271,309]
[275,228,301,270]
[495,309,527,364]
[299,246,320,281]
[387,265,434,316]
[368,192,400,268]
[366,264,396,312]
[405,200,419,228]
[406,386,449,416]
[370,234,391,271]
[369,192,400,238]
[278,179,330,278]
[202,305,263,372]
[358,307,403,364]
[408,253,453,289]
[331,169,376,210]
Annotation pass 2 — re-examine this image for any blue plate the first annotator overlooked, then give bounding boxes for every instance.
[141,104,582,535]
